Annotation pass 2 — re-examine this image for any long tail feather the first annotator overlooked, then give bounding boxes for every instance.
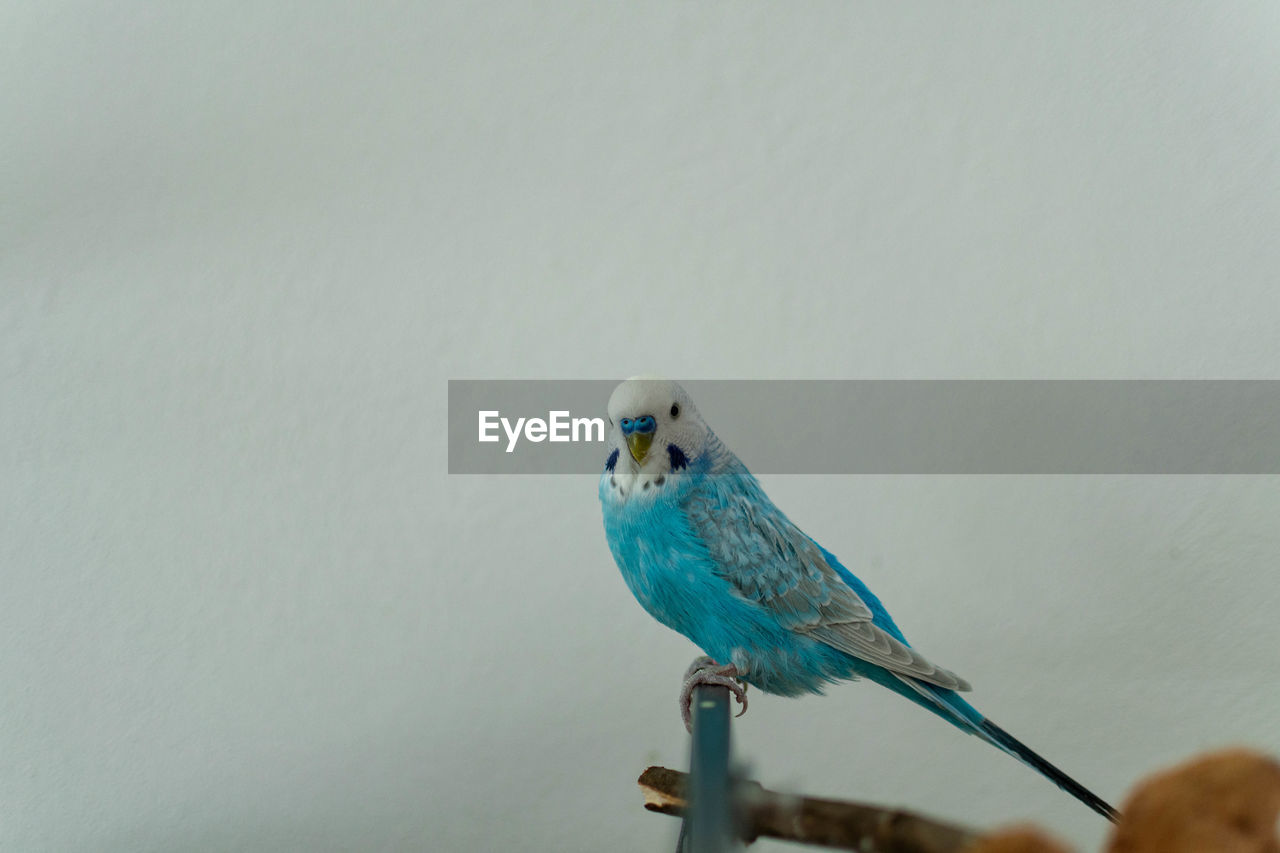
[977,719,1120,823]
[889,675,1118,822]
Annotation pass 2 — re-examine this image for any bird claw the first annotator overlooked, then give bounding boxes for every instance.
[679,657,748,732]
[682,655,717,681]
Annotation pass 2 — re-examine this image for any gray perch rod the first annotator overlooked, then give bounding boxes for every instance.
[685,684,735,852]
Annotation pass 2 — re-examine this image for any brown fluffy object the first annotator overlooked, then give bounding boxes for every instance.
[968,825,1073,853]
[1106,748,1280,853]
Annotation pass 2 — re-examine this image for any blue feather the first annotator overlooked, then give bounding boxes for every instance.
[667,444,688,470]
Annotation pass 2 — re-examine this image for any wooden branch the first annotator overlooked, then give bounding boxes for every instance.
[639,766,982,852]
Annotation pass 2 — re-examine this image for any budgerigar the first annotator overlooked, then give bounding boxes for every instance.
[598,378,1117,821]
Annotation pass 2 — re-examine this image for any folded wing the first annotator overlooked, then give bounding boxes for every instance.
[691,488,971,692]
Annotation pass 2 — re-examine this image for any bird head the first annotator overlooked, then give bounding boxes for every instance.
[605,377,708,478]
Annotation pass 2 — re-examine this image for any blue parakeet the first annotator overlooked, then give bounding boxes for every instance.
[599,378,1117,822]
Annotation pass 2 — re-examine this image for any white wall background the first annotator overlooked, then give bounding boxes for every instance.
[4,3,1280,851]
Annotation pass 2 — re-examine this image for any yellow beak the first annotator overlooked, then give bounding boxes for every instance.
[626,431,654,464]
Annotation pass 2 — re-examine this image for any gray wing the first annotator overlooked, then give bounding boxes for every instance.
[690,487,971,692]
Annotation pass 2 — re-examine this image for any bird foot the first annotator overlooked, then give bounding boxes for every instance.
[679,656,748,732]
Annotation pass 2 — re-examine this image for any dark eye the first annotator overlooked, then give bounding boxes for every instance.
[670,403,680,418]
